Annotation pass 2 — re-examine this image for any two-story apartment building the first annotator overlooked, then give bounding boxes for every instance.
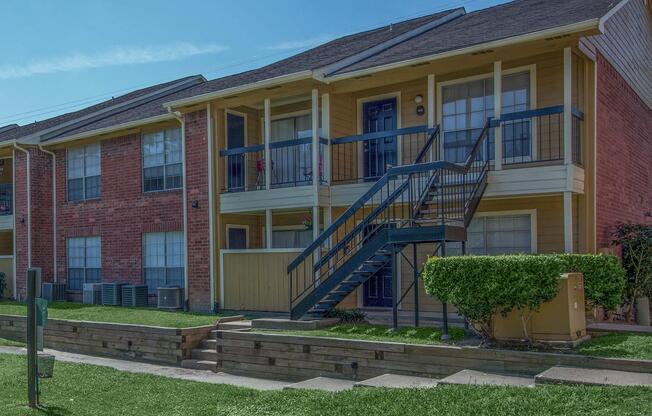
[0,0,650,317]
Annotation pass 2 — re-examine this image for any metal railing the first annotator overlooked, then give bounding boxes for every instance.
[493,105,583,167]
[288,122,491,317]
[0,183,12,216]
[220,138,327,192]
[330,126,438,184]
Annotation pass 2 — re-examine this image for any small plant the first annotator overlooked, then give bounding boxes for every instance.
[325,308,367,324]
[559,254,626,311]
[612,223,652,320]
[0,271,6,299]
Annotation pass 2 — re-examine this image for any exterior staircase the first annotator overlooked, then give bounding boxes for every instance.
[287,122,491,320]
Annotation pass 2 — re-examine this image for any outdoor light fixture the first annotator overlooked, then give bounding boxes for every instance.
[414,94,423,104]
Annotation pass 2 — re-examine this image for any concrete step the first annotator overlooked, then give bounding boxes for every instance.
[535,366,652,387]
[200,339,217,349]
[191,349,218,361]
[439,369,534,387]
[180,359,216,371]
[355,374,439,389]
[284,377,356,392]
[216,320,252,331]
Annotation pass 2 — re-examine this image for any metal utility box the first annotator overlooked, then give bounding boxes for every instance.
[492,273,588,343]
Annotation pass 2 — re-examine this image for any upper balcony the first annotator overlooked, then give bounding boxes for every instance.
[217,48,590,212]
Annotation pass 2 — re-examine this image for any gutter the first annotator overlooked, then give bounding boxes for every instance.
[13,144,31,283]
[206,103,216,313]
[168,109,190,311]
[322,19,601,82]
[38,144,57,283]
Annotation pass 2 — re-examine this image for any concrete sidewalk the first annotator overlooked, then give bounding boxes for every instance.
[587,322,652,334]
[0,346,287,391]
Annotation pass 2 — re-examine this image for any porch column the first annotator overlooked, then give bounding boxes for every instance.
[564,192,573,253]
[312,206,320,242]
[321,93,330,184]
[563,47,573,165]
[264,98,272,189]
[265,209,273,249]
[427,74,435,129]
[311,88,320,187]
[324,206,332,249]
[493,61,503,170]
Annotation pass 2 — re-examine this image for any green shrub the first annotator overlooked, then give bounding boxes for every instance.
[422,254,626,341]
[422,255,564,339]
[0,272,6,299]
[612,223,652,318]
[559,254,625,310]
[325,308,367,324]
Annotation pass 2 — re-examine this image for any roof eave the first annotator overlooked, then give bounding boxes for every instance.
[324,18,601,82]
[35,113,176,146]
[164,70,314,109]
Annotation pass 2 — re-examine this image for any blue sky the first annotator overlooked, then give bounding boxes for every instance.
[0,0,507,126]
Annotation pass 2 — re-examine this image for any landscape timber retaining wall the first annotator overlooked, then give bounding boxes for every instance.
[0,314,214,365]
[215,330,652,382]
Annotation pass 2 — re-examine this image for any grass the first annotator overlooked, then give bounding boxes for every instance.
[579,333,652,361]
[257,324,466,344]
[0,337,24,347]
[1,353,650,416]
[0,301,223,328]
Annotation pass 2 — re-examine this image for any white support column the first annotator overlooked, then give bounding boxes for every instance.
[321,93,330,184]
[427,74,435,129]
[264,98,272,189]
[564,191,573,253]
[493,61,503,170]
[563,47,573,165]
[265,209,273,249]
[324,206,332,249]
[311,88,320,188]
[312,205,320,242]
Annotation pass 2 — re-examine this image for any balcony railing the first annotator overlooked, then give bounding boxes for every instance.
[492,105,583,167]
[220,137,327,193]
[331,125,437,184]
[0,183,12,216]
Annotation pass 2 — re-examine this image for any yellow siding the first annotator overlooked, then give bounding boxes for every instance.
[221,251,296,312]
[0,257,13,299]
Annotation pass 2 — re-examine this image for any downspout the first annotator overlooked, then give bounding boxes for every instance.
[38,145,57,283]
[13,144,31,283]
[168,109,190,311]
[206,103,216,313]
[11,147,17,298]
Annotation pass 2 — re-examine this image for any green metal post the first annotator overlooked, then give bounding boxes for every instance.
[440,244,450,340]
[413,243,419,327]
[27,268,40,408]
[392,245,398,331]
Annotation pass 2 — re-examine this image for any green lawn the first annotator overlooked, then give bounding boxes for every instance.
[579,333,652,361]
[257,324,466,344]
[0,337,24,347]
[1,353,650,416]
[0,301,222,328]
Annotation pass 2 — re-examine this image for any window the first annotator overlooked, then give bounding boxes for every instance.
[67,144,101,201]
[143,231,184,294]
[143,128,182,192]
[67,236,101,290]
[441,70,532,163]
[270,228,313,249]
[226,226,248,249]
[449,213,533,255]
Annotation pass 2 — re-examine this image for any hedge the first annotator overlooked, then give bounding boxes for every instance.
[422,254,625,339]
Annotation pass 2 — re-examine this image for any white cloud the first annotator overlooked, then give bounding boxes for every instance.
[263,35,337,51]
[0,42,228,79]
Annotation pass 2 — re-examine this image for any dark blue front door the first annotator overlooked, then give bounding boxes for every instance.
[227,113,245,191]
[363,98,397,180]
[362,226,393,308]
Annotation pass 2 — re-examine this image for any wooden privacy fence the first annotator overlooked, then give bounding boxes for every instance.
[0,314,213,365]
[220,249,302,313]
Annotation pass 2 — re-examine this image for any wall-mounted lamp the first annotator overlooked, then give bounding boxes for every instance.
[415,94,425,116]
[414,95,423,104]
[192,200,199,209]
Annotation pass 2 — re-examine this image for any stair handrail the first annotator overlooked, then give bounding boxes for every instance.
[287,126,440,273]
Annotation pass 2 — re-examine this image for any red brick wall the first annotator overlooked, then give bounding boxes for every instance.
[595,54,652,249]
[13,148,28,299]
[184,109,211,312]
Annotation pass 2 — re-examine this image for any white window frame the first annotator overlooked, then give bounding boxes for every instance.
[142,231,185,293]
[142,128,183,193]
[470,209,538,254]
[225,224,250,249]
[66,143,101,201]
[225,110,248,191]
[436,65,537,164]
[66,236,102,290]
